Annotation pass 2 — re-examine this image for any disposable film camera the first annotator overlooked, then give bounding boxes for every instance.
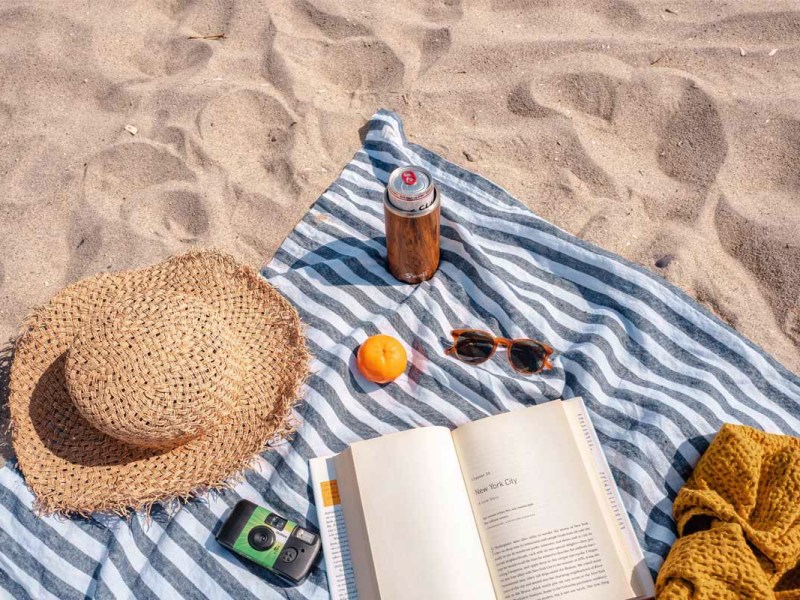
[216,499,322,584]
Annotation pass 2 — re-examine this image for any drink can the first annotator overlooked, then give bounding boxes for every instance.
[386,166,437,215]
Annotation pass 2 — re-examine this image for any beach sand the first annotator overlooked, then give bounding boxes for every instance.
[1,1,799,462]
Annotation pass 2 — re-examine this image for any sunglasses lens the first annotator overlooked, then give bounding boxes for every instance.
[454,332,495,364]
[509,340,548,374]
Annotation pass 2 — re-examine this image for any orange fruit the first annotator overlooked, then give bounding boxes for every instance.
[357,334,408,384]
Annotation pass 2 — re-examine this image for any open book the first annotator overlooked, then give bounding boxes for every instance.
[309,398,654,600]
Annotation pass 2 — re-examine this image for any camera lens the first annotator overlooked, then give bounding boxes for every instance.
[248,526,275,551]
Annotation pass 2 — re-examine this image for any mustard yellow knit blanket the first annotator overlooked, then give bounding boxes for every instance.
[656,424,800,599]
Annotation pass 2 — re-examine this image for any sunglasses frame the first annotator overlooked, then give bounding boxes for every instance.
[445,329,555,374]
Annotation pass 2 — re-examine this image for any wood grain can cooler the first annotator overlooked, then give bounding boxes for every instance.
[384,165,440,284]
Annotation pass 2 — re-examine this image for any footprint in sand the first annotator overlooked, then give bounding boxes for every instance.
[258,18,283,89]
[558,72,623,122]
[177,0,236,33]
[507,83,557,119]
[599,0,643,29]
[509,71,624,123]
[0,5,89,55]
[510,54,728,221]
[309,38,405,92]
[690,10,800,45]
[81,139,214,271]
[84,141,195,215]
[96,77,148,113]
[656,83,727,189]
[198,89,298,202]
[294,0,451,79]
[410,0,462,22]
[506,55,633,200]
[298,0,461,26]
[124,188,210,244]
[490,0,638,29]
[134,37,212,77]
[622,75,726,221]
[420,27,452,74]
[265,4,405,98]
[83,0,216,91]
[230,190,296,262]
[714,112,800,343]
[723,117,800,195]
[294,0,372,38]
[163,190,210,240]
[715,194,800,349]
[506,54,633,127]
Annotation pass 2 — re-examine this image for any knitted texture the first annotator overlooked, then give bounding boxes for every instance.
[656,424,800,599]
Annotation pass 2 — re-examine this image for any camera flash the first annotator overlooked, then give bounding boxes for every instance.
[294,528,317,545]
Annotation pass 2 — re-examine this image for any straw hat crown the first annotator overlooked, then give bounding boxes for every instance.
[9,250,308,516]
[65,290,245,449]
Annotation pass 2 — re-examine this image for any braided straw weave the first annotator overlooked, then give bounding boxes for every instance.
[9,250,309,516]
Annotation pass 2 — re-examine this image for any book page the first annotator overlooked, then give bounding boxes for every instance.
[334,427,496,600]
[309,456,358,600]
[452,401,638,600]
[562,399,654,599]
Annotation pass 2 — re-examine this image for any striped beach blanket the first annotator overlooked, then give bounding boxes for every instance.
[1,109,799,599]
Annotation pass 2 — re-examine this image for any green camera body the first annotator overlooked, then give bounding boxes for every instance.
[216,500,322,585]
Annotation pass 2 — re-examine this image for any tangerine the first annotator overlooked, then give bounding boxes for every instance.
[356,334,408,384]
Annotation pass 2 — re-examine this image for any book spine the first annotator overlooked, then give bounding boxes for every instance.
[309,457,359,600]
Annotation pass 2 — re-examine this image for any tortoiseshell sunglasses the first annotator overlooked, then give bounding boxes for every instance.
[445,329,555,375]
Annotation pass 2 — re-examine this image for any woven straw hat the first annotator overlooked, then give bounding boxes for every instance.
[9,250,308,516]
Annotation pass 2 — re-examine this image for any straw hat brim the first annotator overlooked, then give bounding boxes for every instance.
[9,250,309,516]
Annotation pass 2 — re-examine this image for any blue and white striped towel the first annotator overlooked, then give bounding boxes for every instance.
[2,109,799,599]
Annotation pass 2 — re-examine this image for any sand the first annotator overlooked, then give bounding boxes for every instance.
[1,0,799,461]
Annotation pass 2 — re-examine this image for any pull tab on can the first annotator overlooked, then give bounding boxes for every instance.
[401,170,417,185]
